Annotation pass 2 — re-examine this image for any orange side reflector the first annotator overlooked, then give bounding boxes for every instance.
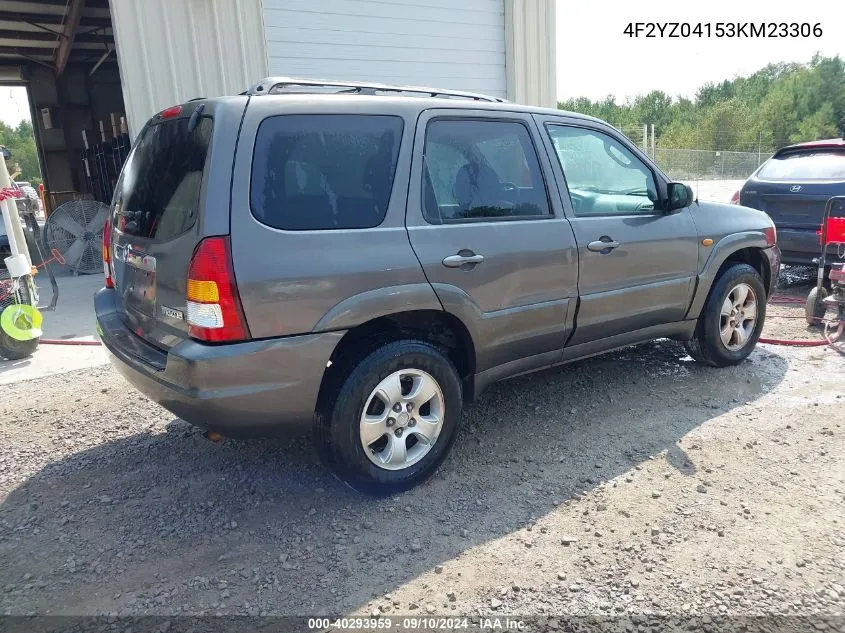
[187,279,219,303]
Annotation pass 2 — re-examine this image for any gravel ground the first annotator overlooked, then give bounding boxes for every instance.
[0,268,842,623]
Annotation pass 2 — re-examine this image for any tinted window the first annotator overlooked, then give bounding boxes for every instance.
[757,151,845,181]
[422,119,550,223]
[251,114,403,230]
[113,116,213,239]
[547,125,659,216]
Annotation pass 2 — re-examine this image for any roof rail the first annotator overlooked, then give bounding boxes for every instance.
[246,76,506,103]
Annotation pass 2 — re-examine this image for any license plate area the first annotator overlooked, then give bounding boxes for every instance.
[116,245,157,318]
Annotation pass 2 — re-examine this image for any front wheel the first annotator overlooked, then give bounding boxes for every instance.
[315,340,463,495]
[685,263,766,367]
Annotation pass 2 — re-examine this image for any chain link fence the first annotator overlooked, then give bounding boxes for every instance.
[616,126,783,182]
[652,148,771,181]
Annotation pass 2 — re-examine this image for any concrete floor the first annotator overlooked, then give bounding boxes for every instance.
[0,266,106,386]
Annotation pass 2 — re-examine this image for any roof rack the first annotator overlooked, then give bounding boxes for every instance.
[246,76,506,103]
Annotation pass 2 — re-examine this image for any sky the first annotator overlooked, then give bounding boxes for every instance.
[0,0,842,126]
[0,86,31,128]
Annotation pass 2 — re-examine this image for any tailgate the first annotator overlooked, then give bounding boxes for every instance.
[108,99,239,351]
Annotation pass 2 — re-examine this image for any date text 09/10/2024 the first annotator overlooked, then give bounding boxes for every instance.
[306,617,526,630]
[623,22,823,38]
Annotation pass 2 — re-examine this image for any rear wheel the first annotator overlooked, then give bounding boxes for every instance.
[685,263,766,367]
[315,340,463,495]
[805,286,828,326]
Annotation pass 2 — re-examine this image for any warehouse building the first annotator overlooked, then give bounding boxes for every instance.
[0,0,555,196]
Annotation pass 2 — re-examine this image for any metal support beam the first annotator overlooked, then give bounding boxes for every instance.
[0,11,109,28]
[55,0,86,76]
[0,29,112,44]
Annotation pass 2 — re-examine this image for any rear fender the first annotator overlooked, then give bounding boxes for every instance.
[312,283,443,332]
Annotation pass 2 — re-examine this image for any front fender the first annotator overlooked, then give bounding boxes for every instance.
[686,230,772,319]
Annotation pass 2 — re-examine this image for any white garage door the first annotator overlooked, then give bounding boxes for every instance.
[262,0,506,98]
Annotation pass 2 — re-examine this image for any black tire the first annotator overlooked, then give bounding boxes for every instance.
[805,286,828,327]
[685,263,767,367]
[315,340,463,495]
[0,275,39,361]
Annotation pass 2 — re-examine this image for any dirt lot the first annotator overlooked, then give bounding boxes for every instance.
[0,268,842,623]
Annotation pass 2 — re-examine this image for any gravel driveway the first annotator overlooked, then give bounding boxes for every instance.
[0,271,842,624]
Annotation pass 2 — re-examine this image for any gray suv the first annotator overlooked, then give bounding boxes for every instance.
[95,78,780,494]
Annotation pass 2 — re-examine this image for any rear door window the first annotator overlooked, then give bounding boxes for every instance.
[113,116,213,240]
[758,151,845,181]
[422,119,550,223]
[250,114,403,230]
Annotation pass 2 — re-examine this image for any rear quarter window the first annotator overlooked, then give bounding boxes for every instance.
[250,114,404,231]
[757,150,845,181]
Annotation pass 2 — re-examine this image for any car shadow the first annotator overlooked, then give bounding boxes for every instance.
[0,340,788,616]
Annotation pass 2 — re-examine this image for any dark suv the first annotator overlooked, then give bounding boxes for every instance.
[734,138,845,266]
[95,78,780,494]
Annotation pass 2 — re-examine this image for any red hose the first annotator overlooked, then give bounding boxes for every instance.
[758,336,831,346]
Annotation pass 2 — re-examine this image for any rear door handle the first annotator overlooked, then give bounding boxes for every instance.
[587,239,620,253]
[442,253,484,268]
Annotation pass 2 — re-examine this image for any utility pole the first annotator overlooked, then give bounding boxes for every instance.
[643,124,648,153]
[650,124,656,159]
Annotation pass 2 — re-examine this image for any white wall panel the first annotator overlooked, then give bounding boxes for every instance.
[110,0,268,137]
[263,0,507,98]
[505,0,556,107]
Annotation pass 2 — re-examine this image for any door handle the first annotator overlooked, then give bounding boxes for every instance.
[587,239,620,253]
[442,253,484,268]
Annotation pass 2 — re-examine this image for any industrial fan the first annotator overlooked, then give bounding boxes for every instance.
[42,199,109,275]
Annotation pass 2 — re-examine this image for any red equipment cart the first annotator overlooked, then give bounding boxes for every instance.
[806,196,845,326]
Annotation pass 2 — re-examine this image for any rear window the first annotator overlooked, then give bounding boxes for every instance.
[113,116,213,239]
[757,150,845,181]
[250,114,403,230]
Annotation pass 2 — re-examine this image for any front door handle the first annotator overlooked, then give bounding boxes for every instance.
[442,252,484,268]
[587,238,621,253]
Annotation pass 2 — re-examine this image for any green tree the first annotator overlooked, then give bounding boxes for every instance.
[0,119,42,184]
[559,55,845,153]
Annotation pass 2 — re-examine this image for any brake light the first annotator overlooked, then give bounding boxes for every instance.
[764,225,777,246]
[185,236,249,342]
[103,217,114,288]
[160,105,182,120]
[729,190,740,205]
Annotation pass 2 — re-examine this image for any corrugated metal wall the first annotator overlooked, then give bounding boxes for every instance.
[262,0,507,98]
[505,0,556,107]
[109,0,268,137]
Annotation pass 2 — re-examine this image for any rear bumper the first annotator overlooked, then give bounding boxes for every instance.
[777,228,840,266]
[95,288,344,437]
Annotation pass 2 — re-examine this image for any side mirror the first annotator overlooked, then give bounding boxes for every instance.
[666,182,694,211]
[0,146,10,160]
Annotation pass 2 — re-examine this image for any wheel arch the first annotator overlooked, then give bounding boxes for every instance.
[687,232,772,319]
[316,309,478,415]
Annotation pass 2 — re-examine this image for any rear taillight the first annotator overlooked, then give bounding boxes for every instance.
[103,217,114,288]
[186,236,250,343]
[764,225,777,246]
[729,190,741,205]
